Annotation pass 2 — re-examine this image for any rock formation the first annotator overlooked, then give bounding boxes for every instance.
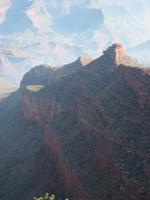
[0,44,149,200]
[103,43,141,67]
[103,43,125,65]
[21,56,92,88]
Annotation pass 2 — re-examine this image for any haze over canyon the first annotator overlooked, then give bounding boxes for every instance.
[0,1,150,200]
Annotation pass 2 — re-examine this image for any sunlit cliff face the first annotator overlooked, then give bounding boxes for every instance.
[103,43,125,65]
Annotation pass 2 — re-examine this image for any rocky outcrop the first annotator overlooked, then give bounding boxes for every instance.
[20,65,53,88]
[103,43,125,65]
[103,43,141,67]
[21,57,92,88]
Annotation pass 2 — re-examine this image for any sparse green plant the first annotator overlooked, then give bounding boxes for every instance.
[33,193,55,200]
[33,193,69,200]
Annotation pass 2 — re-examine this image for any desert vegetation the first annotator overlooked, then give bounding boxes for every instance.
[33,193,69,200]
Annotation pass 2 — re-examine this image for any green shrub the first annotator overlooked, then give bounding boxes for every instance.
[33,193,69,200]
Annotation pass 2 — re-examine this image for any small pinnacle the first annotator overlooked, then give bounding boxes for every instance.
[103,43,125,65]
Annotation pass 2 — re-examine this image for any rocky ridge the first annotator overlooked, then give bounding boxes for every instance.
[0,44,149,200]
[20,44,150,199]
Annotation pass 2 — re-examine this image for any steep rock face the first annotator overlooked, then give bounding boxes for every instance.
[0,91,44,200]
[104,43,141,67]
[21,90,62,127]
[43,127,87,200]
[103,43,125,65]
[20,44,150,200]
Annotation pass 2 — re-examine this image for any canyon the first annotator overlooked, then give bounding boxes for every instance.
[0,44,149,200]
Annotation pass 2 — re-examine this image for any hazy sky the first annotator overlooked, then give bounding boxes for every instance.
[0,0,150,84]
